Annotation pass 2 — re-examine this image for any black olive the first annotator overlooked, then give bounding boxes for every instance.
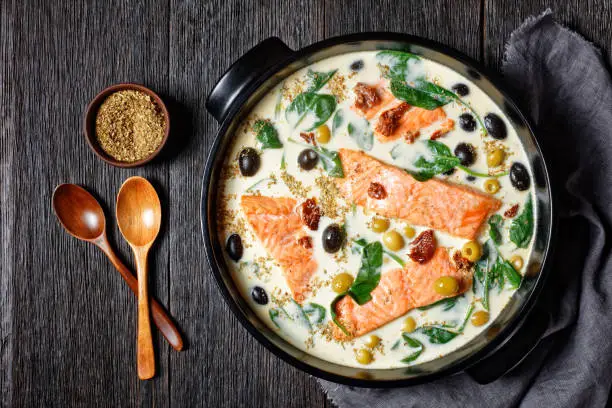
[251,286,268,305]
[350,60,364,71]
[466,175,476,182]
[238,147,260,176]
[226,234,243,262]
[322,224,344,253]
[298,149,319,170]
[443,168,456,176]
[459,113,477,132]
[484,113,507,140]
[510,162,531,191]
[452,83,470,97]
[454,143,476,166]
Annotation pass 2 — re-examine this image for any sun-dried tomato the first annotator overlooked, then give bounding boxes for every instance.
[375,103,410,137]
[453,251,473,271]
[368,182,387,200]
[409,229,436,264]
[301,198,321,231]
[299,132,316,146]
[504,204,519,218]
[354,83,381,112]
[298,236,313,249]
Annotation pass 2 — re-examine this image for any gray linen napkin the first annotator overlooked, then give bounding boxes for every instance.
[319,10,612,408]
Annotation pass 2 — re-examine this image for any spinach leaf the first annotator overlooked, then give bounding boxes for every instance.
[274,86,283,120]
[390,79,449,110]
[269,305,291,329]
[510,196,534,248]
[348,242,383,305]
[253,120,283,149]
[290,298,313,330]
[418,326,459,344]
[488,214,504,245]
[245,177,274,192]
[332,109,344,135]
[417,295,461,311]
[376,50,420,81]
[330,295,350,336]
[347,119,374,151]
[302,302,326,324]
[286,92,337,131]
[306,69,337,92]
[280,151,286,170]
[400,333,424,363]
[457,304,475,332]
[492,258,522,290]
[352,238,405,267]
[313,145,344,178]
[411,140,461,181]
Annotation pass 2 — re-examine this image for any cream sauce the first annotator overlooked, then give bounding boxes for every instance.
[217,51,536,369]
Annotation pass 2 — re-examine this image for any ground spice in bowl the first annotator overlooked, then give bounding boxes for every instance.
[95,90,166,162]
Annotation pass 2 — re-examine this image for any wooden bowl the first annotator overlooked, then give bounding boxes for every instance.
[83,83,170,168]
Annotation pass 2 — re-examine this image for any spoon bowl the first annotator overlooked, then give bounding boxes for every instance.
[116,176,162,380]
[116,177,162,247]
[53,184,105,240]
[51,183,183,353]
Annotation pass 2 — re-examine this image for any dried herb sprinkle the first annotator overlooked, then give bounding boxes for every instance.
[95,90,165,162]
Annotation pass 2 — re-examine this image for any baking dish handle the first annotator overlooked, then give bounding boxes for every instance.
[206,37,294,123]
[465,300,549,384]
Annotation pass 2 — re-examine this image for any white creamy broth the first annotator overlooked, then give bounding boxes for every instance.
[217,51,537,369]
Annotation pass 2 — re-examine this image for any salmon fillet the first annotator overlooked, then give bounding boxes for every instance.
[333,248,471,339]
[352,82,454,143]
[335,149,501,240]
[241,195,317,302]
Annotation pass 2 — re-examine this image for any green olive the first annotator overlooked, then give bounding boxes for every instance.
[315,124,331,144]
[461,241,481,262]
[471,310,490,327]
[356,348,373,365]
[371,217,390,233]
[403,317,416,333]
[332,273,354,293]
[433,276,459,296]
[510,255,524,270]
[404,226,416,239]
[487,149,505,167]
[383,230,404,251]
[484,178,501,194]
[365,335,381,348]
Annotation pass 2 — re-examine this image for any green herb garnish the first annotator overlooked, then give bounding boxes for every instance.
[348,242,383,305]
[332,109,344,135]
[411,140,507,181]
[286,92,337,131]
[253,120,282,149]
[488,214,504,245]
[509,196,534,248]
[330,294,350,336]
[245,177,274,192]
[302,302,326,324]
[306,69,337,92]
[475,239,522,310]
[347,119,374,151]
[352,238,405,267]
[399,333,424,363]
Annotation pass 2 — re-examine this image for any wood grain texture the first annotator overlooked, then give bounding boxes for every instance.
[2,0,611,407]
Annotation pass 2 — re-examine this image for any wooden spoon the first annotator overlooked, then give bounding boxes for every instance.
[52,184,183,352]
[116,177,162,380]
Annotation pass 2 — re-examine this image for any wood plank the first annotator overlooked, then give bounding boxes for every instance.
[1,1,16,406]
[323,0,483,61]
[167,1,327,407]
[484,0,612,70]
[6,1,170,406]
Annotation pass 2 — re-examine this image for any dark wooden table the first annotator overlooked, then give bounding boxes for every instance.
[2,1,611,407]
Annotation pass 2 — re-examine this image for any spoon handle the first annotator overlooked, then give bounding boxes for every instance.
[96,238,184,351]
[134,246,155,380]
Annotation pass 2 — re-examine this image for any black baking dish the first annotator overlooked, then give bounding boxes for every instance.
[201,33,555,387]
